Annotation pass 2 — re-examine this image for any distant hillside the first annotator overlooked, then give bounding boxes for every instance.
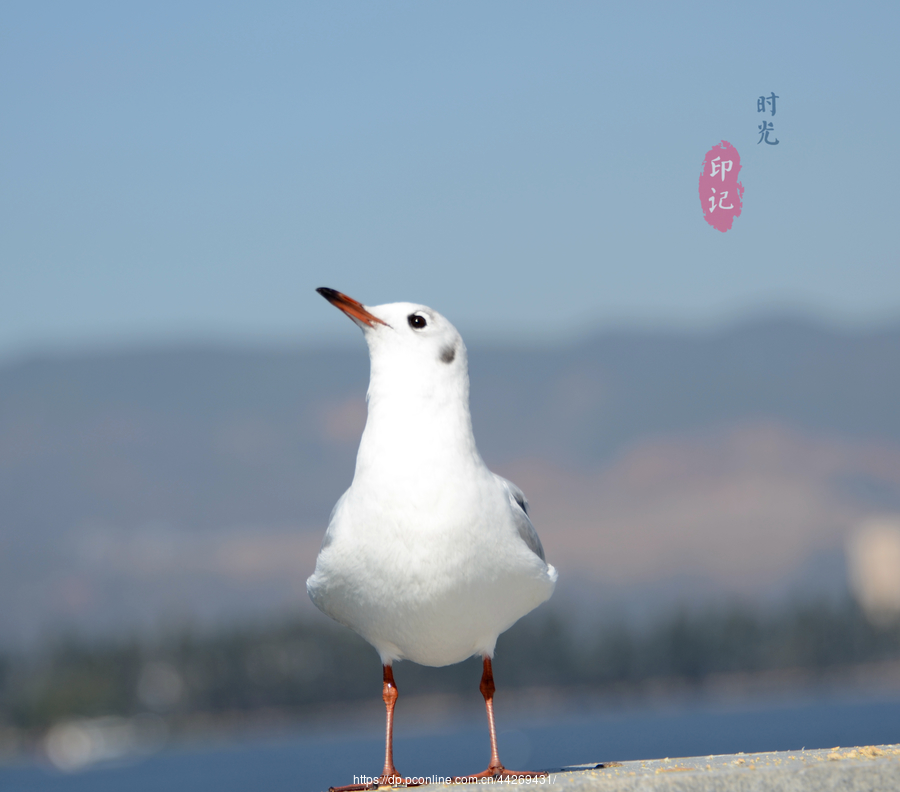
[2,317,900,646]
[470,317,900,466]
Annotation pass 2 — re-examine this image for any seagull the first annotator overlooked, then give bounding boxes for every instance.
[307,288,557,786]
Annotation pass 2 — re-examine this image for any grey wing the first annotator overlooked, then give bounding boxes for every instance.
[493,474,546,562]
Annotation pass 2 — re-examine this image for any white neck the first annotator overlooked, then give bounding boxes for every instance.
[353,352,481,487]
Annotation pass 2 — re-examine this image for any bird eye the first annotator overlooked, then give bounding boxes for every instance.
[408,313,427,330]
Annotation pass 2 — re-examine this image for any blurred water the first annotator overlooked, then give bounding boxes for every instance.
[2,692,899,792]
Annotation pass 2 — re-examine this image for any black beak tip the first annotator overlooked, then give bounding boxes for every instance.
[316,287,338,301]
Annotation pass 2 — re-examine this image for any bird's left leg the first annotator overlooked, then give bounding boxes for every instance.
[452,656,546,782]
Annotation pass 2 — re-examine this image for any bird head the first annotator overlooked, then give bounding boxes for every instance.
[316,288,467,401]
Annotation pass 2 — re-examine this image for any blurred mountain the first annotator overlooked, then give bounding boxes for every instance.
[2,316,900,646]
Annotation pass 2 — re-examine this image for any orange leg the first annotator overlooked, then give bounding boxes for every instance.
[329,665,404,791]
[453,657,546,782]
[379,664,402,785]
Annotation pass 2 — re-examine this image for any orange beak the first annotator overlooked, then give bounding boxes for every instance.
[316,287,389,328]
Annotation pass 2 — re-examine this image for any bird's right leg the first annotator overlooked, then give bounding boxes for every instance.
[378,664,402,785]
[329,665,405,791]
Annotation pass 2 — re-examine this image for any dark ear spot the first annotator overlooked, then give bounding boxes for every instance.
[439,344,456,364]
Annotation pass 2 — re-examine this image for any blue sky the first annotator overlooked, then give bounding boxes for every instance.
[2,2,898,357]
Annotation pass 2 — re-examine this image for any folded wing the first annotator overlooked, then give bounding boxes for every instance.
[493,474,546,562]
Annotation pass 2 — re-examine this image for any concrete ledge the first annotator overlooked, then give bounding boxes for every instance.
[428,745,900,791]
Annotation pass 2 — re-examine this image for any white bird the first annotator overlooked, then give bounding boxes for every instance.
[307,288,557,785]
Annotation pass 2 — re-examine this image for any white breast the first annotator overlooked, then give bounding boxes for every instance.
[306,466,557,666]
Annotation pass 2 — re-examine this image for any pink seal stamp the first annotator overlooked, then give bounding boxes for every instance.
[699,141,744,232]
